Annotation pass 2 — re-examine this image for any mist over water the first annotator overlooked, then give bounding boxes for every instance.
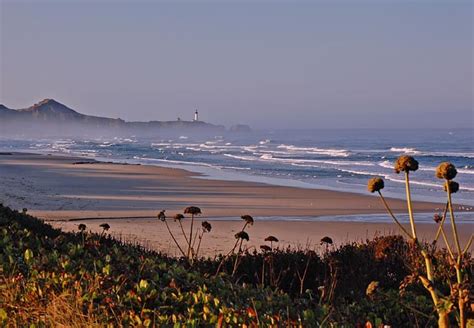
[1,128,473,206]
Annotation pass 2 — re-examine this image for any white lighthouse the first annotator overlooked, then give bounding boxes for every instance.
[194,109,199,121]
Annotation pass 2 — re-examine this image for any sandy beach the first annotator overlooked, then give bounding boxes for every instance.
[0,152,471,256]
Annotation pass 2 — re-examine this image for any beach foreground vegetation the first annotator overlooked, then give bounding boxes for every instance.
[1,203,472,327]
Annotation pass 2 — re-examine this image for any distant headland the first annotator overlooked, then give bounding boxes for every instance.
[0,99,251,137]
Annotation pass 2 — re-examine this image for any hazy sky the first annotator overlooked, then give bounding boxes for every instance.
[1,1,472,129]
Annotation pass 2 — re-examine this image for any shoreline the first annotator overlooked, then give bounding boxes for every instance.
[0,152,458,220]
[1,151,471,256]
[6,146,473,206]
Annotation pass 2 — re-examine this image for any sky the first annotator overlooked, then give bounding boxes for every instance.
[0,0,472,129]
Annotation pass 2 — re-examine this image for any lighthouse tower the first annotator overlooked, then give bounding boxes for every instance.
[194,109,199,121]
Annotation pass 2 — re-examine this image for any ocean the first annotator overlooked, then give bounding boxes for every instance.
[1,128,473,207]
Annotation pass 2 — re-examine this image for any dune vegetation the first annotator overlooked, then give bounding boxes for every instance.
[0,157,472,327]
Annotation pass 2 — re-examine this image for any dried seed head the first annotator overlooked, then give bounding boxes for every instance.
[394,156,419,174]
[99,223,110,231]
[184,206,202,215]
[260,245,272,252]
[436,162,457,180]
[320,236,333,245]
[367,177,384,193]
[157,210,166,222]
[174,214,185,221]
[241,215,254,225]
[264,235,279,243]
[78,224,87,231]
[202,221,212,232]
[235,231,249,241]
[444,180,459,193]
[433,214,442,224]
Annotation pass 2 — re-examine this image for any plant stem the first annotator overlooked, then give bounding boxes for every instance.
[439,225,455,260]
[421,250,434,282]
[434,202,449,242]
[195,231,204,259]
[446,181,462,255]
[188,214,195,259]
[192,230,199,250]
[178,220,190,250]
[232,239,244,276]
[164,220,186,258]
[462,234,473,255]
[378,191,413,239]
[404,172,417,240]
[215,238,240,276]
[445,180,466,328]
[418,275,449,328]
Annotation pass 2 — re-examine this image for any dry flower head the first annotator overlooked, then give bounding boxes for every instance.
[264,236,279,243]
[241,215,254,225]
[201,221,212,232]
[444,180,459,193]
[433,214,442,224]
[394,156,419,174]
[157,210,166,222]
[174,214,185,221]
[99,223,110,231]
[367,177,384,193]
[320,236,333,245]
[184,206,202,215]
[436,162,457,180]
[235,231,250,241]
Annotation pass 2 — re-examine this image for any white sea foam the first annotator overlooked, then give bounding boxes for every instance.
[185,147,203,152]
[98,142,114,148]
[133,156,223,170]
[389,147,420,154]
[224,166,251,170]
[225,152,376,168]
[378,160,392,169]
[277,144,350,157]
[198,143,243,150]
[151,142,200,148]
[223,154,260,161]
[257,154,374,167]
